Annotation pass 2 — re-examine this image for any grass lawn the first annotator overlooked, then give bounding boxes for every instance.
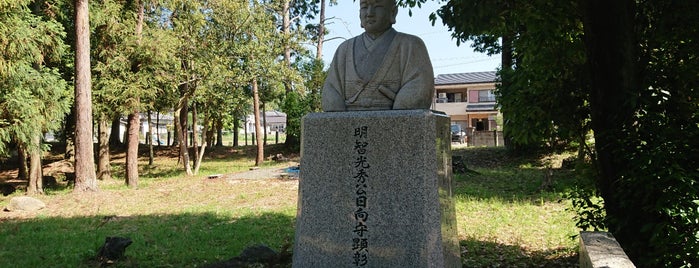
[0,145,579,267]
[453,147,579,267]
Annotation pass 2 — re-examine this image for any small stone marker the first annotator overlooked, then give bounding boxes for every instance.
[293,110,459,268]
[5,196,46,212]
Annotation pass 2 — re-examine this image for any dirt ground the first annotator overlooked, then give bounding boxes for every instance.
[0,145,300,220]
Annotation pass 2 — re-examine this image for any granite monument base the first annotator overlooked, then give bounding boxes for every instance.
[293,110,459,268]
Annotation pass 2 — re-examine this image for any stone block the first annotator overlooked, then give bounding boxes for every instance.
[293,110,459,268]
[580,231,636,268]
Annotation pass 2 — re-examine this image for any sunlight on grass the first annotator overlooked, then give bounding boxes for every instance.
[452,147,580,267]
[456,197,577,248]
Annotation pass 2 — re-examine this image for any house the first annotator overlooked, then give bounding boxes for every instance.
[432,71,503,146]
[116,113,174,145]
[244,110,286,134]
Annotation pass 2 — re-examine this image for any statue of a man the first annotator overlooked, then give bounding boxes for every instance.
[321,0,435,111]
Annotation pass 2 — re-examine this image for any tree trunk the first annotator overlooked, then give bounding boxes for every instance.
[125,112,139,188]
[193,116,207,175]
[172,114,180,147]
[281,0,299,148]
[500,32,515,150]
[124,1,144,188]
[97,118,111,180]
[17,145,28,180]
[148,111,154,166]
[317,0,326,60]
[581,0,638,258]
[252,78,264,166]
[192,103,200,167]
[282,0,292,94]
[181,102,189,147]
[73,0,98,192]
[174,92,193,175]
[214,120,222,147]
[205,119,214,148]
[233,117,239,147]
[27,135,43,195]
[109,116,122,147]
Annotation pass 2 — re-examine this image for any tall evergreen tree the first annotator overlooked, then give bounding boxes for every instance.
[73,0,98,192]
[0,0,72,194]
[92,0,178,183]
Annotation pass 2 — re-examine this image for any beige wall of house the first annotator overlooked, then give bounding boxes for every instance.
[433,81,499,132]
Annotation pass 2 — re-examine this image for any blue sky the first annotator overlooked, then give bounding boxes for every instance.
[320,1,501,76]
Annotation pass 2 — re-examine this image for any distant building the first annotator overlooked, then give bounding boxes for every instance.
[244,110,286,134]
[117,113,173,144]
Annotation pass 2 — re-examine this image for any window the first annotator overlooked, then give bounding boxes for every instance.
[436,92,465,103]
[446,92,463,102]
[478,90,496,102]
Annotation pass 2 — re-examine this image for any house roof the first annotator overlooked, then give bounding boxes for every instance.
[435,71,497,86]
[246,110,287,124]
[264,110,286,118]
[263,110,287,124]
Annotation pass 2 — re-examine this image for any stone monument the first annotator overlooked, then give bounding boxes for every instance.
[293,1,459,267]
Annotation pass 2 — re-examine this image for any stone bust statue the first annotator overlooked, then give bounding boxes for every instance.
[321,0,435,112]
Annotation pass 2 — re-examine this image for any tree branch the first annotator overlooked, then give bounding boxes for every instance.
[178,77,200,86]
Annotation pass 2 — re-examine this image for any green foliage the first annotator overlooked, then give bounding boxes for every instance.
[296,58,326,112]
[276,58,325,149]
[91,0,180,120]
[588,1,699,266]
[279,91,306,149]
[262,0,338,30]
[401,0,591,150]
[565,160,606,232]
[0,0,71,154]
[401,0,698,266]
[604,3,699,264]
[449,0,589,149]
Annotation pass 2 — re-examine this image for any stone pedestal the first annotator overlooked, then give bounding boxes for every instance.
[293,110,459,268]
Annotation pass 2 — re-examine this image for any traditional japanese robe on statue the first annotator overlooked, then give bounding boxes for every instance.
[322,28,435,111]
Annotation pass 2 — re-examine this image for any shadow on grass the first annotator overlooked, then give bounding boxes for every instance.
[0,212,295,267]
[460,238,577,267]
[453,168,577,204]
[0,211,578,267]
[452,147,578,203]
[139,165,188,180]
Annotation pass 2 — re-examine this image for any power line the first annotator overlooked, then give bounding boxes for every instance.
[433,58,500,69]
[431,56,494,62]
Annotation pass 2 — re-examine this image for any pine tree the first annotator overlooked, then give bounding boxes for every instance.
[0,0,72,194]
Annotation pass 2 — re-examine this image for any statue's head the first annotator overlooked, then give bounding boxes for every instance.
[359,0,398,38]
